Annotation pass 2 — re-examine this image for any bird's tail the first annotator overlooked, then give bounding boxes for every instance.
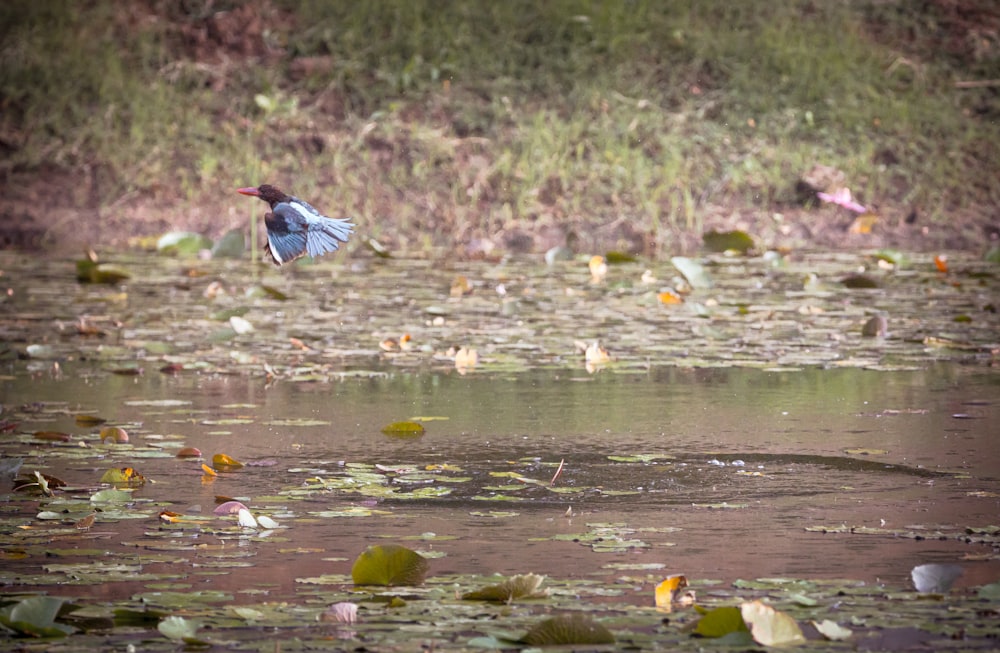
[306,217,354,258]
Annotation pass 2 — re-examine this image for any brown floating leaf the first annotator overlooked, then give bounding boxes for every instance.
[33,431,71,443]
[861,315,888,338]
[99,427,129,444]
[841,274,880,289]
[159,363,184,374]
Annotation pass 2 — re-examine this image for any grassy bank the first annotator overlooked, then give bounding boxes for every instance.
[1,0,997,254]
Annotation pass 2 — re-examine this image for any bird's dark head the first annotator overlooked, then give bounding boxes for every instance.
[237,184,289,206]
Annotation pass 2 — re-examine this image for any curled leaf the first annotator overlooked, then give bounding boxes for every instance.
[462,573,548,602]
[912,563,963,593]
[212,453,244,469]
[100,426,129,443]
[740,600,806,647]
[813,619,852,641]
[320,602,358,624]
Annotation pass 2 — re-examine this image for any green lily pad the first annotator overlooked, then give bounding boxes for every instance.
[381,421,426,437]
[694,606,748,638]
[521,613,615,646]
[157,231,212,256]
[703,229,755,253]
[210,228,246,258]
[351,544,429,586]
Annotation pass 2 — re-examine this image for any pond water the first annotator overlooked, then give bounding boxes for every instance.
[0,249,998,647]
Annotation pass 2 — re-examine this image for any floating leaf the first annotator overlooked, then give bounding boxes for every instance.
[212,453,244,469]
[381,421,426,437]
[813,619,852,640]
[0,595,75,638]
[605,251,638,264]
[911,563,963,593]
[844,448,887,456]
[100,426,130,443]
[861,316,888,338]
[320,602,359,624]
[76,260,130,284]
[75,414,107,427]
[214,501,249,515]
[521,613,615,646]
[849,212,879,235]
[694,606,748,638]
[654,574,688,609]
[462,573,548,602]
[158,615,205,643]
[841,274,880,289]
[34,430,71,442]
[658,289,684,304]
[874,248,909,268]
[703,230,754,253]
[671,256,712,289]
[211,228,246,258]
[157,231,212,256]
[229,315,254,335]
[454,347,478,373]
[237,508,258,529]
[740,600,806,647]
[91,488,133,503]
[351,544,429,586]
[100,467,146,486]
[25,344,56,358]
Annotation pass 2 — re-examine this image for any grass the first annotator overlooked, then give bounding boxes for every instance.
[1,0,996,254]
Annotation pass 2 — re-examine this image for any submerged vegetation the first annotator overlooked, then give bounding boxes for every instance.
[1,0,998,253]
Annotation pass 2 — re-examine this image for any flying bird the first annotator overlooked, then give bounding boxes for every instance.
[237,184,354,265]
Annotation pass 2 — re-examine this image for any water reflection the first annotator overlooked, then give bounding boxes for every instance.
[2,360,997,599]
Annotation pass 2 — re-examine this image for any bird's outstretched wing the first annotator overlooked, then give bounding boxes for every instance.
[266,200,354,265]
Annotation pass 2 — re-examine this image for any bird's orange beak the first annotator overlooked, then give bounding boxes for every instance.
[236,187,260,197]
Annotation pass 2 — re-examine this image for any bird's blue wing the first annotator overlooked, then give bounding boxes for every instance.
[263,210,308,265]
[305,216,354,258]
[274,200,354,260]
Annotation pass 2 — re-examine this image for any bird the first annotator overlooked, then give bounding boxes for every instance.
[237,184,354,265]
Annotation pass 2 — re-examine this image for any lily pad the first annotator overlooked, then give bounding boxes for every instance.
[521,613,615,646]
[351,544,429,586]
